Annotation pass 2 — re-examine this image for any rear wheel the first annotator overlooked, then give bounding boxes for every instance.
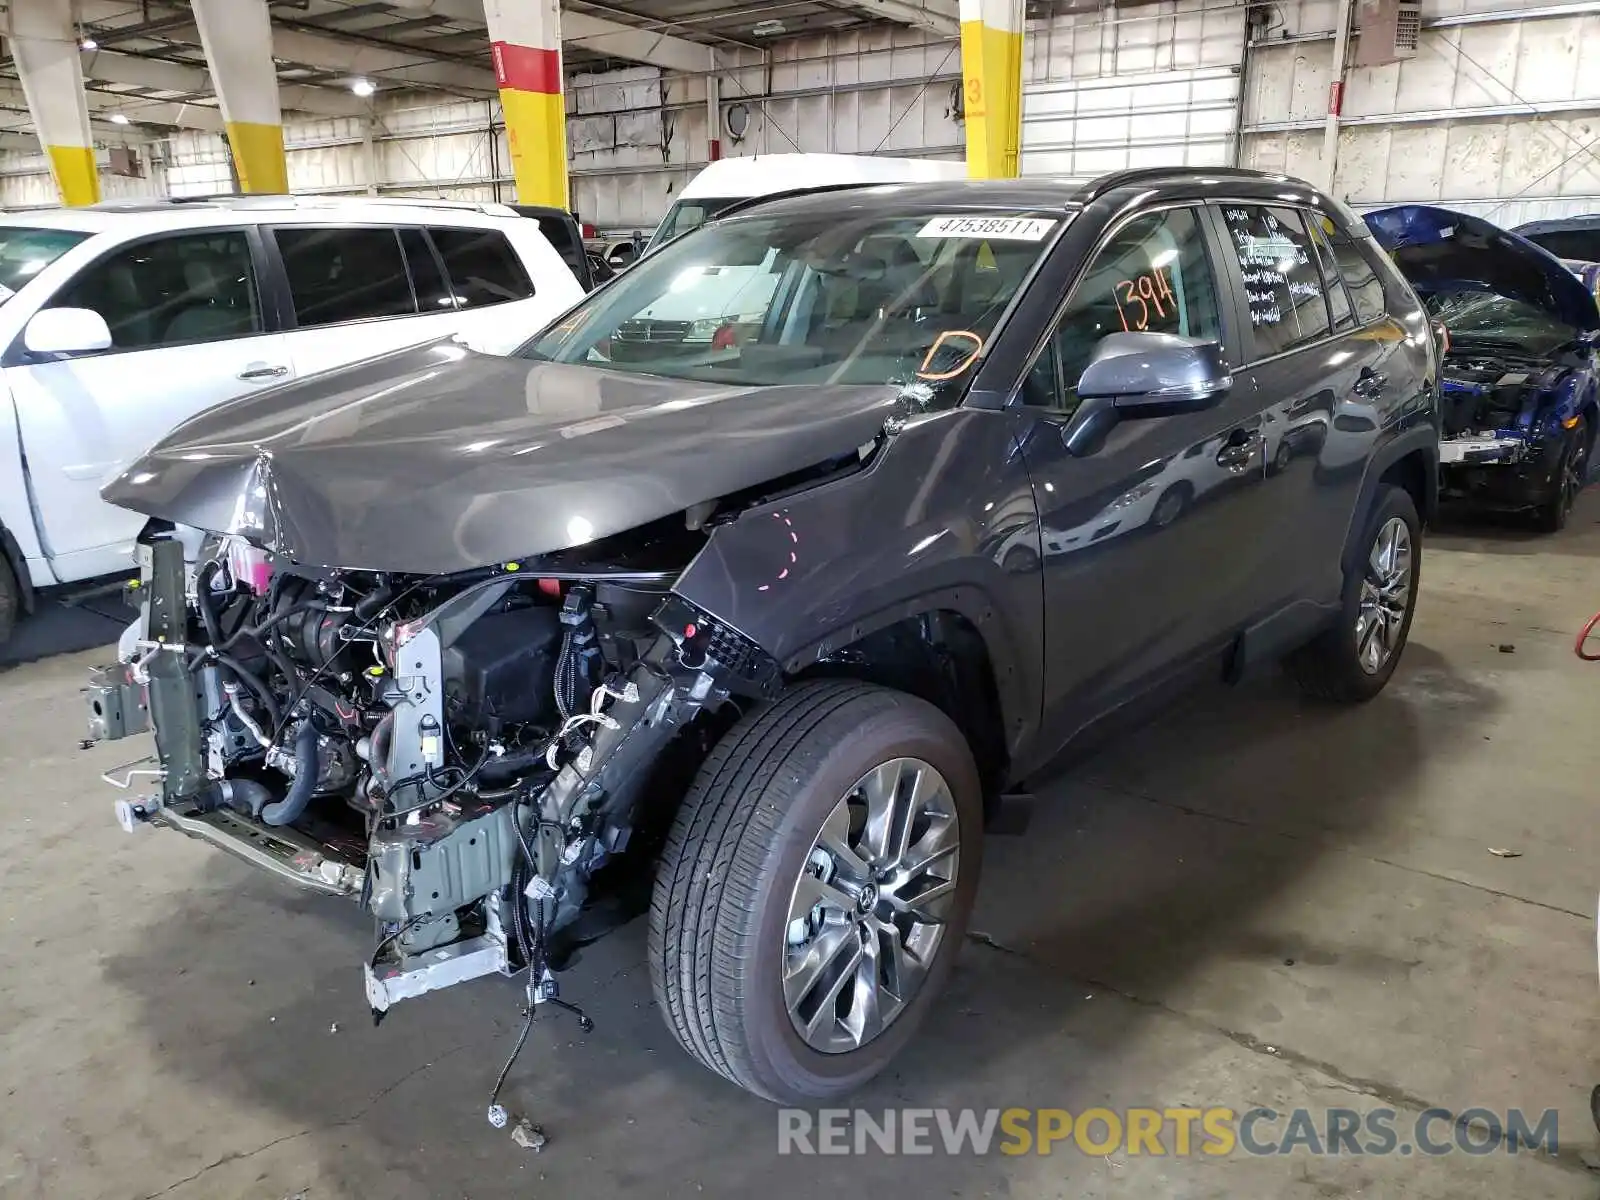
[1536,415,1589,532]
[649,680,982,1103]
[1287,484,1420,702]
[0,552,17,646]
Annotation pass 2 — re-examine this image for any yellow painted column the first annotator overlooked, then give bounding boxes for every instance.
[7,0,99,205]
[960,0,1025,180]
[193,0,288,193]
[485,0,568,208]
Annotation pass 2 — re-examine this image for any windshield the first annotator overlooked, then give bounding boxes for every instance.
[649,196,748,249]
[0,226,88,301]
[1426,290,1577,356]
[527,208,1061,404]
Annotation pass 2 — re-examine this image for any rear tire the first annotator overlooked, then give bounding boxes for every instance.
[1287,484,1420,703]
[0,553,17,646]
[649,680,982,1103]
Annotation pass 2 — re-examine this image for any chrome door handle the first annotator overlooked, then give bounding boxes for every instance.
[1353,368,1386,398]
[1216,429,1262,471]
[238,364,288,381]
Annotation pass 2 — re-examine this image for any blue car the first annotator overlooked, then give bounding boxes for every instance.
[1366,204,1600,529]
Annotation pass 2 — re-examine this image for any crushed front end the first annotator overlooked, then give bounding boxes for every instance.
[88,523,777,1020]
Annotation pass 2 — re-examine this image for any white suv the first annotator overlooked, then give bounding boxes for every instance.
[0,196,585,641]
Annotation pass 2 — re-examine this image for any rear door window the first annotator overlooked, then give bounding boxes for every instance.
[274,227,416,327]
[429,227,534,309]
[1218,205,1333,358]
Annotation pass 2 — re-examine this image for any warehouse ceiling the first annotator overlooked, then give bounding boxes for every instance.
[0,0,964,140]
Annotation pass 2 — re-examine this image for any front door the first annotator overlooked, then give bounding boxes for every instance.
[1014,203,1270,747]
[4,227,292,582]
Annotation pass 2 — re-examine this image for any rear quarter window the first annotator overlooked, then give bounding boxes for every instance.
[1328,237,1388,325]
[429,227,533,309]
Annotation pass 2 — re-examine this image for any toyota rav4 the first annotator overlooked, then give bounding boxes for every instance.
[84,168,1440,1107]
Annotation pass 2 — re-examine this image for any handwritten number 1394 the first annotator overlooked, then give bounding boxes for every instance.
[1113,267,1176,332]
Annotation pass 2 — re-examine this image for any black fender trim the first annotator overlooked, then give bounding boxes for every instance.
[1341,422,1439,576]
[0,521,35,613]
[773,583,1039,760]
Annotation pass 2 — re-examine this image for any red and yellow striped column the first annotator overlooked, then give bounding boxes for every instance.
[960,0,1024,180]
[486,0,568,208]
[7,0,99,206]
[193,0,288,194]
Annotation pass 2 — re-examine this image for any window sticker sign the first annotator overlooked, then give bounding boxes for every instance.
[917,215,1057,241]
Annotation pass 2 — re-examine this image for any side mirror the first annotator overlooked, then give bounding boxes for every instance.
[24,307,112,356]
[1076,331,1232,417]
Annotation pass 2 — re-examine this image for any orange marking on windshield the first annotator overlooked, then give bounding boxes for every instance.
[917,330,984,381]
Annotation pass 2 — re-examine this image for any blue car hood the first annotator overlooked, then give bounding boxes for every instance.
[1364,204,1600,332]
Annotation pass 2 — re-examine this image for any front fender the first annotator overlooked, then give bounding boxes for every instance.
[673,407,1046,758]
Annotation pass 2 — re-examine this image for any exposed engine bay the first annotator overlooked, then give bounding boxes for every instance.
[1436,347,1572,465]
[93,524,780,1028]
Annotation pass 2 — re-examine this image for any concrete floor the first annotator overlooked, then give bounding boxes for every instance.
[6,503,1600,1200]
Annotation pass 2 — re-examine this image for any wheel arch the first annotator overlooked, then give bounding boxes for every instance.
[791,606,1012,802]
[1342,424,1437,576]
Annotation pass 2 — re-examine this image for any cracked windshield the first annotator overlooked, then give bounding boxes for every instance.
[526,206,1063,404]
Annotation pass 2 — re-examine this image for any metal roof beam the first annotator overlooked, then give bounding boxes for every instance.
[266,22,498,92]
[843,0,961,35]
[385,0,717,72]
[81,50,372,117]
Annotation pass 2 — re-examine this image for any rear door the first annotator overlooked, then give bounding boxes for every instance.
[1014,203,1269,741]
[267,224,454,378]
[1,225,292,581]
[1219,203,1410,613]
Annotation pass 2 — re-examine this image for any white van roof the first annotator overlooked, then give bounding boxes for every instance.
[677,154,966,201]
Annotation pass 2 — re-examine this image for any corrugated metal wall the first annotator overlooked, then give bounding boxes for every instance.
[0,145,166,207]
[1242,0,1600,222]
[1021,0,1249,180]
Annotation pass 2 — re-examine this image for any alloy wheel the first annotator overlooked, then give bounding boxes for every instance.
[1355,515,1413,675]
[782,757,960,1054]
[1562,436,1588,516]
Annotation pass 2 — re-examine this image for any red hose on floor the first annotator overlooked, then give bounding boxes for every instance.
[1576,609,1600,660]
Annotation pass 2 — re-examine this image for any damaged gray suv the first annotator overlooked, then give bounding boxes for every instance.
[86,168,1440,1105]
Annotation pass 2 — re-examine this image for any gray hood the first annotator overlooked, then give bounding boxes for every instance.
[103,340,903,574]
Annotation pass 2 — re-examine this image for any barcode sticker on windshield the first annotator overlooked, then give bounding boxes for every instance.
[917,215,1057,241]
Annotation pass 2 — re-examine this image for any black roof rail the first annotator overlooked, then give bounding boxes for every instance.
[1077,166,1295,202]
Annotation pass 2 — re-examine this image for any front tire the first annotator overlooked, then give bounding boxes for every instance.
[1287,484,1421,702]
[0,552,17,646]
[1536,415,1589,532]
[649,680,983,1103]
